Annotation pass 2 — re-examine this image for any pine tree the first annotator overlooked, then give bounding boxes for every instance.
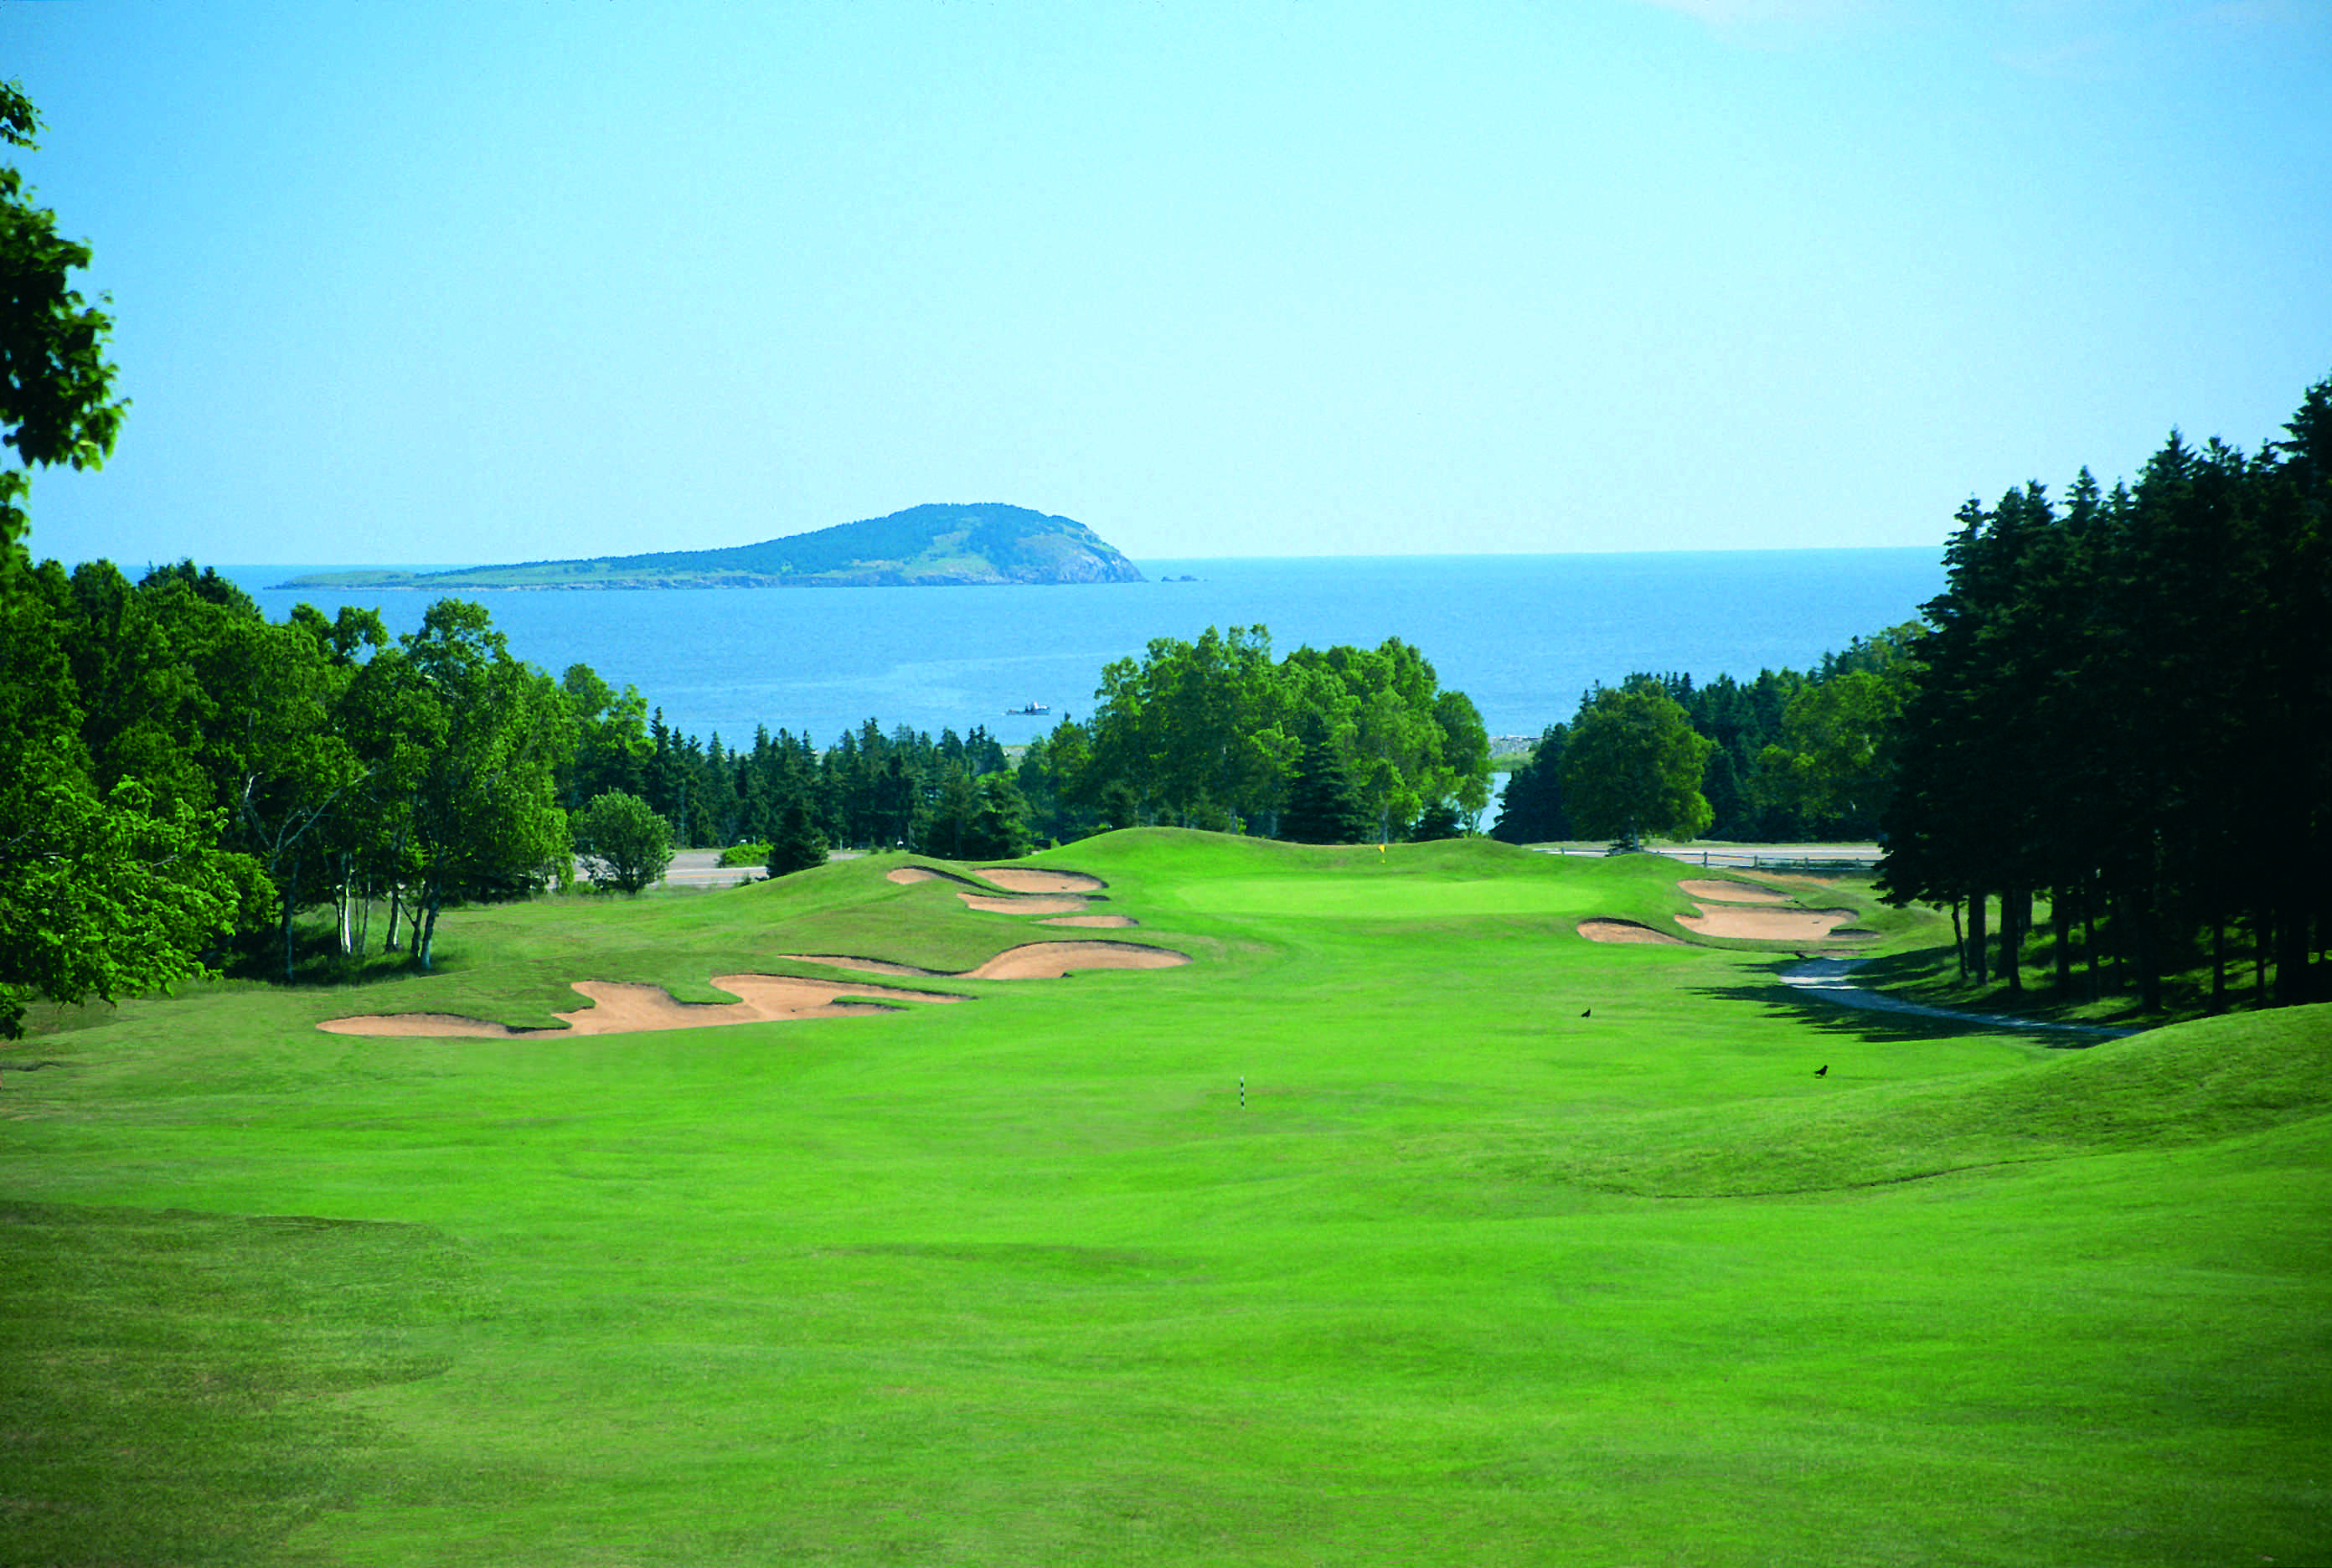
[1277,720,1372,844]
[1491,725,1571,843]
[765,800,828,878]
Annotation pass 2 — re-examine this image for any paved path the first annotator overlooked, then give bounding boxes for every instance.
[1779,957,2139,1039]
[653,848,867,889]
[658,849,750,888]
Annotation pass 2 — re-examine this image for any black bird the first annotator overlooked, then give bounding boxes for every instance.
[1581,1008,1592,1018]
[1814,1065,1829,1077]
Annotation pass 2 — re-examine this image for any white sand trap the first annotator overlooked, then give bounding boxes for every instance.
[974,867,1107,894]
[782,954,946,977]
[887,865,982,888]
[965,941,1189,979]
[1676,878,1796,905]
[1040,914,1138,928]
[958,892,1092,915]
[1577,919,1688,945]
[318,973,967,1039]
[789,941,1189,981]
[316,1011,529,1039]
[1674,903,1871,941]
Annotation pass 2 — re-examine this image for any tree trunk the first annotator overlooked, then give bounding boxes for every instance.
[281,850,300,986]
[2110,888,2128,993]
[1951,899,1966,980]
[2137,895,2163,1013]
[2083,892,2099,1003]
[2210,918,2228,1014]
[2052,887,2072,998]
[418,887,442,971]
[2275,865,2314,1007]
[2001,887,2023,997]
[1968,891,1989,985]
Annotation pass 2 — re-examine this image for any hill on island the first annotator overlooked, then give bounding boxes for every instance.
[274,503,1146,591]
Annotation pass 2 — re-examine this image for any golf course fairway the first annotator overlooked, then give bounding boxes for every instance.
[3,830,2324,1565]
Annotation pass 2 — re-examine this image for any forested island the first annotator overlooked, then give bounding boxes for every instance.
[271,503,1145,591]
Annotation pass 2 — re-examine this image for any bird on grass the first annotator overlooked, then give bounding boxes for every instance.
[1581,1008,1592,1018]
[1814,1065,1829,1077]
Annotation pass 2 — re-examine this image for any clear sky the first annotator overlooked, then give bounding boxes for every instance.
[6,1,2328,565]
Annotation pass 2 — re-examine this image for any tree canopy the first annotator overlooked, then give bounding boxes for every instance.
[1560,687,1715,848]
[1071,625,1490,842]
[1878,384,2332,1009]
[572,790,673,895]
[0,85,258,1036]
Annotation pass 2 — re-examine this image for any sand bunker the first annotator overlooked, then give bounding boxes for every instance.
[321,860,1172,1040]
[967,941,1189,979]
[1676,878,1795,905]
[888,864,1110,899]
[318,974,967,1039]
[787,941,1189,982]
[778,953,942,977]
[316,1011,525,1039]
[1674,903,1870,941]
[973,867,1107,894]
[886,865,982,888]
[957,892,1095,915]
[1577,919,1688,945]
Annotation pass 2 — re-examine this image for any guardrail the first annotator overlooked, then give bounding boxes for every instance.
[1530,845,1883,873]
[1686,854,1881,873]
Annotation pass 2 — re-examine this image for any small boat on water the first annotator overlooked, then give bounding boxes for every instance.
[1005,700,1051,715]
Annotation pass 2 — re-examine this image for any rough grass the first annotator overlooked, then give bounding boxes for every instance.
[2,829,2324,1565]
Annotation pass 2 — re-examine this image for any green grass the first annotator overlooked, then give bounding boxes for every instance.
[3,831,2325,1565]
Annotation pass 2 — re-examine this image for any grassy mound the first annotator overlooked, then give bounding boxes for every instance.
[1534,1003,2332,1197]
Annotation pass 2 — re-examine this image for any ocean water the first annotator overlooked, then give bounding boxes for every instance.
[219,550,1943,749]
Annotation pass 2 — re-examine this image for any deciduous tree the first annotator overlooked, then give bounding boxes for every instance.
[572,790,673,893]
[1560,687,1715,848]
[0,85,256,1033]
[399,601,573,968]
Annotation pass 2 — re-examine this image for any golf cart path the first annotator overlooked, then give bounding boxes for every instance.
[1780,957,2139,1039]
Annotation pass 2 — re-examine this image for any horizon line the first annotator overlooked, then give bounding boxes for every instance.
[147,542,1945,574]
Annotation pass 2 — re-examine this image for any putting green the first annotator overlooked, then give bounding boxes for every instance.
[1170,871,1611,919]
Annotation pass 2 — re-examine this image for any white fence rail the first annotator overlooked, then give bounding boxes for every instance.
[1531,844,1883,873]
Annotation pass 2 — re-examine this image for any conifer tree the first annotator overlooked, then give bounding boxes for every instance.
[1491,725,1572,843]
[766,800,828,878]
[1277,717,1374,844]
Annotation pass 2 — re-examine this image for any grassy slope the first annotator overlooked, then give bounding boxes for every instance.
[1,833,2324,1565]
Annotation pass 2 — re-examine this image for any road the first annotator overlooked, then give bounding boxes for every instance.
[653,848,868,889]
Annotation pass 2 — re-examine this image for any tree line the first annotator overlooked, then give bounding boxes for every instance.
[1019,624,1493,843]
[1877,384,2329,1011]
[1,553,1497,1026]
[1492,374,2330,1012]
[1492,627,1916,848]
[632,622,1494,853]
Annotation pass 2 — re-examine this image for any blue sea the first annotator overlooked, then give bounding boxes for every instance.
[219,552,1942,750]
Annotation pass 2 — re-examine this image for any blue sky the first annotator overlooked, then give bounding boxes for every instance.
[7,0,2328,563]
